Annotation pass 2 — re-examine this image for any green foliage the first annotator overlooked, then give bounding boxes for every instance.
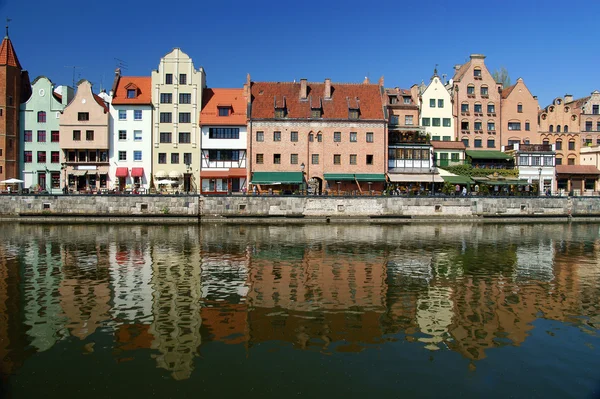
[492,66,511,89]
[160,206,170,214]
[444,165,519,178]
[442,182,455,195]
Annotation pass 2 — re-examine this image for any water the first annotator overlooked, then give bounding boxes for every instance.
[0,223,599,398]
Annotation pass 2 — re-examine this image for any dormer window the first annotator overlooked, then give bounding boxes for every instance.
[218,106,230,116]
[127,89,136,99]
[403,96,411,104]
[275,108,286,118]
[349,109,359,120]
[124,83,139,99]
[389,95,397,104]
[311,109,322,118]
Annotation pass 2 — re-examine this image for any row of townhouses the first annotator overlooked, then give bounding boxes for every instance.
[2,32,600,195]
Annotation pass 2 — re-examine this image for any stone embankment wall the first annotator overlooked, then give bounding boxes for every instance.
[1,194,600,223]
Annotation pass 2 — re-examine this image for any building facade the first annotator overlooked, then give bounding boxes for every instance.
[248,77,386,194]
[570,90,600,148]
[500,78,539,147]
[419,71,453,142]
[503,143,555,194]
[199,88,248,194]
[20,77,73,193]
[450,54,502,150]
[59,80,109,192]
[538,96,580,166]
[151,48,206,193]
[108,70,153,192]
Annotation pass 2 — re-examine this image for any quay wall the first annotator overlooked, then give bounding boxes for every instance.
[1,195,600,223]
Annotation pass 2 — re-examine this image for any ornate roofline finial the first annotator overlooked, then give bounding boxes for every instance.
[434,64,439,76]
[5,18,11,38]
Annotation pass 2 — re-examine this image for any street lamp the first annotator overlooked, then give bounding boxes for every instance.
[300,162,305,195]
[430,165,435,196]
[538,167,543,196]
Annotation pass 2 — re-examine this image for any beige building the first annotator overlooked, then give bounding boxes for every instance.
[151,48,206,193]
[500,78,539,147]
[538,96,581,165]
[450,54,502,150]
[59,80,109,192]
[570,90,600,147]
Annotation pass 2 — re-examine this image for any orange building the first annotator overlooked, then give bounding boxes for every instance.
[500,78,540,146]
[538,96,581,166]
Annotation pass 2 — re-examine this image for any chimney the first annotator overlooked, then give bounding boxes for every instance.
[363,76,369,84]
[378,76,384,86]
[244,73,251,103]
[300,78,307,100]
[564,94,573,103]
[324,78,331,99]
[454,64,462,71]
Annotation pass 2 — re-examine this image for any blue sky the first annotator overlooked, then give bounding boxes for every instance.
[3,0,599,107]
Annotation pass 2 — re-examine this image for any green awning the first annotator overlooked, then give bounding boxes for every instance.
[323,173,387,182]
[466,150,512,160]
[251,172,303,184]
[442,175,474,185]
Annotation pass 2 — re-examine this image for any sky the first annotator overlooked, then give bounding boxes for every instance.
[3,0,600,107]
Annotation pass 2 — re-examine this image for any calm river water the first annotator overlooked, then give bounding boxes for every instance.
[0,223,599,398]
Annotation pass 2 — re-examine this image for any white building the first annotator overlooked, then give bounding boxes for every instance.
[105,70,153,192]
[420,69,454,142]
[503,142,555,194]
[199,88,248,194]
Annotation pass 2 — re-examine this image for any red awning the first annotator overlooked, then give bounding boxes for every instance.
[131,167,144,177]
[201,168,247,178]
[115,167,129,177]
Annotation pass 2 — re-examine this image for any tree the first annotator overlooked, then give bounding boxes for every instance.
[492,67,511,88]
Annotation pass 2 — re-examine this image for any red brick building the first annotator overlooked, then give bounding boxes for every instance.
[247,77,386,194]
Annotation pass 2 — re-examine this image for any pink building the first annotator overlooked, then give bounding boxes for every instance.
[248,77,386,195]
[569,90,600,147]
[500,78,539,147]
[59,80,109,192]
[538,96,580,166]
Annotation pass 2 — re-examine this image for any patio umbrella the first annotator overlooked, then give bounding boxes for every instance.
[155,179,177,185]
[1,178,24,184]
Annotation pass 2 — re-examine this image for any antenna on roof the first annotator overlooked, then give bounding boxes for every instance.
[5,17,11,38]
[115,58,128,71]
[64,65,83,88]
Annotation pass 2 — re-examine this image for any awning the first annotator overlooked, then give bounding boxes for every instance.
[323,174,356,181]
[354,174,386,182]
[442,175,474,185]
[323,173,387,182]
[201,168,247,178]
[155,170,167,178]
[115,167,129,177]
[251,172,303,184]
[466,150,512,160]
[131,167,144,177]
[69,170,88,176]
[388,173,444,183]
[169,171,183,179]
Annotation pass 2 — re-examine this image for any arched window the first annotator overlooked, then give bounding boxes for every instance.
[517,103,523,113]
[473,67,482,78]
[316,133,322,142]
[557,125,561,132]
[473,102,482,114]
[308,133,314,142]
[480,85,489,96]
[542,139,549,145]
[37,111,46,123]
[549,125,554,132]
[564,125,568,133]
[467,85,475,95]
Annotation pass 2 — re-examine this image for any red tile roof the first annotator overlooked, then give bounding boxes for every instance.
[112,76,152,105]
[567,96,590,110]
[250,81,384,120]
[93,94,109,113]
[501,83,517,99]
[0,37,21,69]
[200,88,247,125]
[431,141,466,150]
[556,165,600,175]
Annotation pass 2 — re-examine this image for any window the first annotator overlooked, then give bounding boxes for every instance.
[290,153,298,164]
[290,131,298,142]
[564,125,569,133]
[508,122,521,131]
[461,121,469,130]
[544,157,553,166]
[430,99,436,108]
[405,115,413,125]
[549,125,554,132]
[531,156,541,166]
[443,118,451,127]
[165,74,173,84]
[422,118,431,126]
[543,139,550,145]
[474,121,482,130]
[160,93,172,104]
[275,108,286,118]
[555,158,562,165]
[366,154,373,165]
[86,130,94,141]
[256,153,264,164]
[350,132,357,142]
[480,86,488,96]
[134,110,142,120]
[349,109,359,119]
[256,131,264,142]
[487,122,495,131]
[127,89,136,98]
[432,136,440,141]
[585,121,592,131]
[51,151,60,163]
[333,154,341,165]
[308,133,314,142]
[311,109,322,118]
[24,151,32,163]
[317,133,322,142]
[334,132,341,142]
[557,125,561,132]
[366,132,373,143]
[208,150,241,162]
[487,104,495,113]
[37,151,46,163]
[73,130,81,141]
[179,112,191,123]
[556,140,562,150]
[159,112,172,123]
[37,111,46,123]
[179,74,187,85]
[78,112,89,121]
[119,130,127,140]
[585,138,593,146]
[403,96,411,104]
[350,154,357,165]
[474,103,482,113]
[24,130,32,142]
[519,155,529,165]
[273,154,281,164]
[432,118,441,127]
[568,140,575,150]
[134,151,142,161]
[118,151,127,161]
[312,154,319,164]
[134,130,142,141]
[525,122,530,131]
[438,99,444,108]
[597,122,600,131]
[461,103,469,113]
[179,93,191,104]
[179,132,191,143]
[462,138,469,147]
[171,153,179,164]
[474,68,482,77]
[593,105,599,115]
[273,131,281,141]
[160,132,172,143]
[467,85,475,95]
[389,95,397,104]
[390,115,399,125]
[118,110,127,120]
[218,107,230,116]
[443,136,451,141]
[487,139,495,148]
[451,153,459,161]
[51,131,59,142]
[474,139,482,148]
[184,153,192,165]
[517,104,523,113]
[158,153,167,164]
[568,158,575,165]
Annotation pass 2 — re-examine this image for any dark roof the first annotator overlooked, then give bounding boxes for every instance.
[466,150,512,160]
[250,81,384,120]
[431,141,466,150]
[556,165,600,175]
